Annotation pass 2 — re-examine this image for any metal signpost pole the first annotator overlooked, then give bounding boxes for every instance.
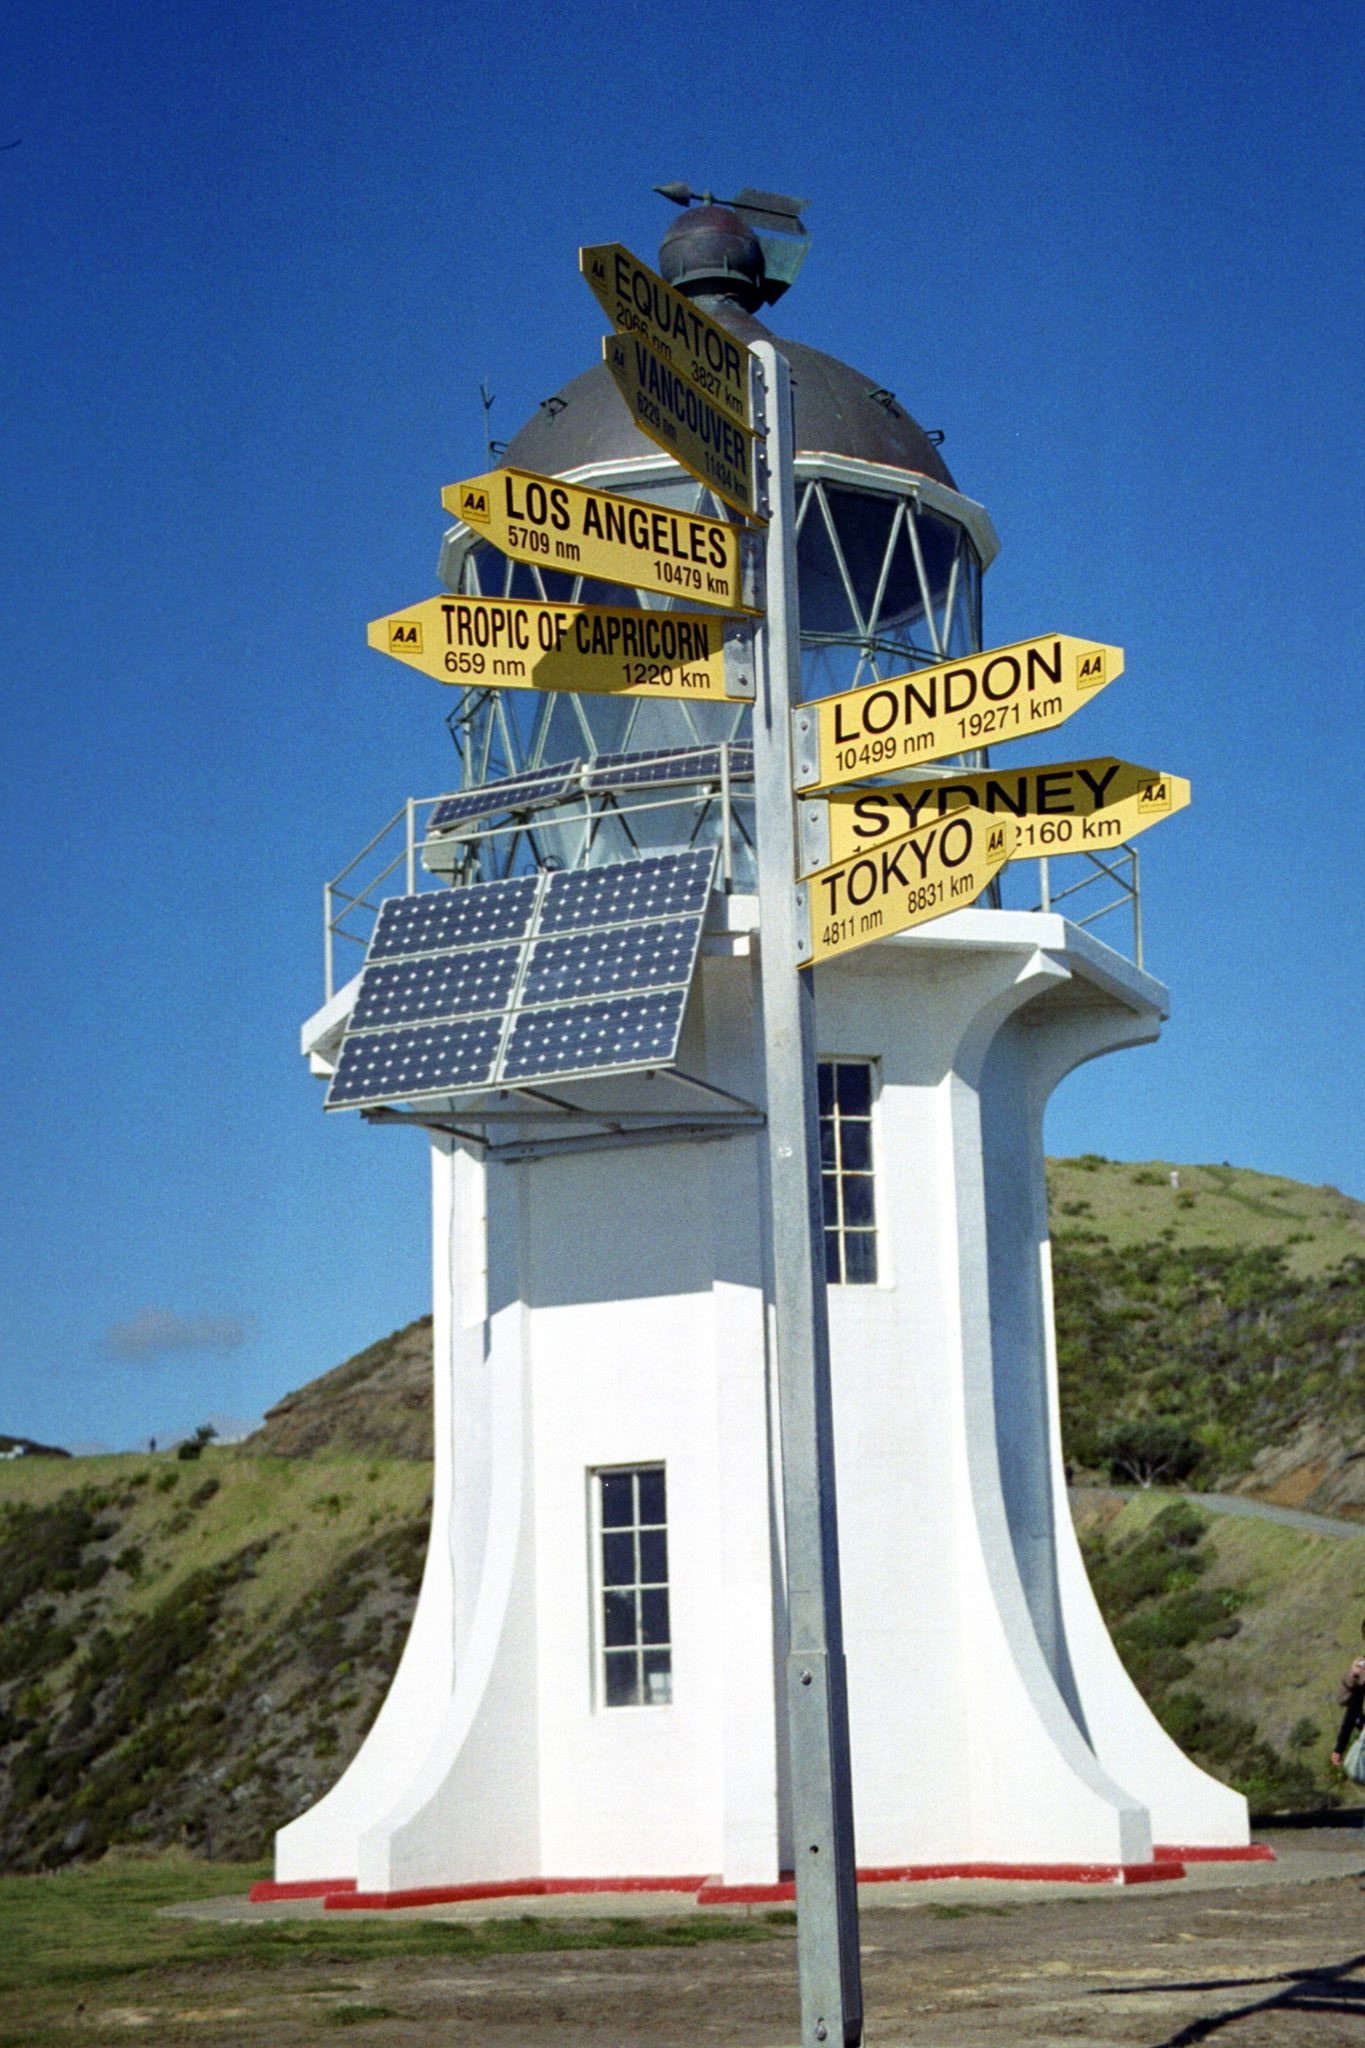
[749,338,864,2048]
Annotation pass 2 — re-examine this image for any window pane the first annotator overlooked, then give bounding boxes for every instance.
[604,1651,640,1706]
[642,1651,673,1705]
[636,1467,666,1526]
[640,1588,671,1645]
[819,1118,836,1168]
[602,1532,635,1586]
[822,1174,839,1226]
[840,1121,872,1172]
[595,1463,672,1710]
[835,1063,872,1115]
[603,1588,636,1647]
[601,1472,634,1527]
[817,1063,835,1116]
[843,1175,876,1228]
[844,1232,878,1285]
[825,1230,842,1283]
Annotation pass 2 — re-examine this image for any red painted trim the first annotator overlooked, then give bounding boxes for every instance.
[697,1879,796,1905]
[249,1878,357,1902]
[325,1874,707,1911]
[1154,1842,1276,1864]
[319,1857,1185,1912]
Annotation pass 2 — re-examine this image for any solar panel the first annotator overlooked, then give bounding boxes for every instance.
[368,874,539,959]
[539,850,715,934]
[583,744,755,794]
[349,943,521,1031]
[501,988,689,1084]
[521,916,701,1007]
[325,1015,503,1109]
[428,761,580,833]
[325,848,717,1110]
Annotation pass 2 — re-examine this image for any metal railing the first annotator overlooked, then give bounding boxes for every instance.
[322,776,1144,999]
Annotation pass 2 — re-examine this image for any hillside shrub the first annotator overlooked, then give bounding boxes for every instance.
[1100,1417,1204,1487]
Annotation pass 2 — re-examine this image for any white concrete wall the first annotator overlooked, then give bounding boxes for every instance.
[278,903,1247,1889]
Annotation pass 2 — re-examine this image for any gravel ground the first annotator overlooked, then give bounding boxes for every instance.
[141,1828,1365,2046]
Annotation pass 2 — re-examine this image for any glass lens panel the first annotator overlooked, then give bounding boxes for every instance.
[640,1588,671,1645]
[824,489,897,626]
[638,1528,668,1583]
[840,1121,872,1172]
[915,508,960,620]
[602,1532,635,1586]
[844,1232,878,1285]
[824,1230,842,1283]
[604,1650,640,1706]
[797,496,856,636]
[642,1651,673,1704]
[875,519,929,638]
[600,1472,634,1527]
[603,1588,637,1647]
[843,1175,876,1227]
[835,1063,872,1115]
[636,1467,666,1525]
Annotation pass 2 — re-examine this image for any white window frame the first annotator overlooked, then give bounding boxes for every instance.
[588,1463,674,1711]
[818,1056,882,1287]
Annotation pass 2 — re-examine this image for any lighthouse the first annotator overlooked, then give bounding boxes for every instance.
[276,194,1248,1903]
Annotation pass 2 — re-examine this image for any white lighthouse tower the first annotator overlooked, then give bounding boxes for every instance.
[272,197,1250,1905]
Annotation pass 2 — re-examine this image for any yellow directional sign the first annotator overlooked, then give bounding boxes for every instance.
[443,468,755,613]
[798,809,1016,965]
[603,332,762,521]
[581,242,754,431]
[799,758,1190,872]
[792,635,1122,792]
[369,593,754,702]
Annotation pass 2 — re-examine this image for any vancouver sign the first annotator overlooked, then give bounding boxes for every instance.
[603,331,761,520]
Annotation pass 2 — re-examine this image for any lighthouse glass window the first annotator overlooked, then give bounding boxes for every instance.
[597,1466,672,1707]
[819,1060,878,1284]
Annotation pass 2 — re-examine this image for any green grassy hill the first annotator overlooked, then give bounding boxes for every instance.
[1,1157,1362,1871]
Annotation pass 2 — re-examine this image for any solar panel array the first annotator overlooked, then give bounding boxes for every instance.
[426,745,755,834]
[326,849,717,1111]
[428,762,579,833]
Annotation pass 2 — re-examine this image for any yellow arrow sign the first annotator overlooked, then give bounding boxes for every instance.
[369,593,754,702]
[443,468,755,613]
[603,332,762,521]
[581,242,753,432]
[792,635,1122,792]
[799,758,1190,871]
[798,809,1016,965]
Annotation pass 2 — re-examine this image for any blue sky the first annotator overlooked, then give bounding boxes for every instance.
[2,0,1361,1451]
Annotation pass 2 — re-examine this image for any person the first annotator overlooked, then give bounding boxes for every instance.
[1330,1621,1365,1769]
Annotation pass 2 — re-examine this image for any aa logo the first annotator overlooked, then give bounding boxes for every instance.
[609,339,626,370]
[388,621,422,653]
[459,487,490,525]
[1075,649,1107,688]
[1138,779,1171,812]
[988,826,1007,855]
[589,255,606,282]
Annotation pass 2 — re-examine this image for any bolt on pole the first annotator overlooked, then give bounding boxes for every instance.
[748,339,864,2048]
